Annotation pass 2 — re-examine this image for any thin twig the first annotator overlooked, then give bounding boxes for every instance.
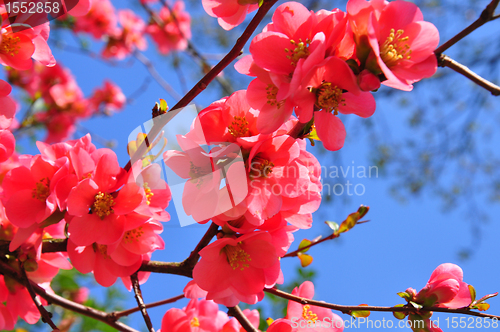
[438,54,500,96]
[125,0,278,172]
[282,233,338,258]
[0,261,140,332]
[133,50,183,101]
[183,222,219,267]
[112,294,185,319]
[265,287,500,320]
[143,0,234,96]
[227,305,259,332]
[131,273,155,332]
[19,261,59,330]
[434,0,500,54]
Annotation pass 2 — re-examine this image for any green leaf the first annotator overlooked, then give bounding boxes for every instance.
[159,98,169,112]
[298,239,312,253]
[357,205,369,218]
[297,252,313,267]
[474,303,490,311]
[325,221,339,233]
[397,292,412,301]
[469,284,476,303]
[351,304,370,318]
[409,301,423,310]
[393,304,407,320]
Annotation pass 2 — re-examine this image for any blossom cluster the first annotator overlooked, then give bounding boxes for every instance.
[234,0,439,151]
[0,134,171,328]
[159,280,344,332]
[163,89,322,306]
[68,0,191,58]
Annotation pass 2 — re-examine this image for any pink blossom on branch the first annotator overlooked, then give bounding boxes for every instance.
[415,263,472,308]
[146,1,191,54]
[202,0,259,31]
[346,0,439,91]
[192,231,281,306]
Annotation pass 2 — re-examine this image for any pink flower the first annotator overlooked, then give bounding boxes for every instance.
[66,153,147,246]
[185,90,260,145]
[294,56,376,151]
[128,161,171,222]
[2,154,68,228]
[347,0,439,91]
[202,0,259,31]
[102,10,147,59]
[73,0,118,39]
[286,281,344,332]
[193,231,281,306]
[415,263,472,308]
[159,298,229,332]
[89,80,126,114]
[163,136,247,224]
[0,26,36,70]
[146,1,191,54]
[67,239,144,287]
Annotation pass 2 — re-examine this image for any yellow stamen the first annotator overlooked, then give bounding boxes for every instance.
[92,192,115,219]
[265,84,285,109]
[0,34,21,57]
[143,182,154,205]
[32,177,50,201]
[380,29,412,66]
[228,116,250,138]
[302,305,318,324]
[314,82,346,115]
[285,39,311,67]
[123,227,144,243]
[223,242,251,271]
[190,317,200,327]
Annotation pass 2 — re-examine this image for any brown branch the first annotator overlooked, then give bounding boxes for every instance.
[131,273,155,332]
[0,261,139,332]
[434,0,500,55]
[139,260,193,277]
[183,222,219,267]
[282,233,338,258]
[227,305,259,332]
[265,287,500,320]
[112,294,185,319]
[140,222,218,277]
[125,0,278,172]
[437,54,500,96]
[19,261,59,330]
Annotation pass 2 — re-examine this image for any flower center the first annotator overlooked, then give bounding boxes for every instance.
[380,29,412,67]
[123,227,144,243]
[190,317,200,327]
[285,39,311,67]
[0,34,21,57]
[223,242,251,271]
[228,116,249,138]
[143,182,154,205]
[314,82,345,115]
[93,244,111,259]
[265,84,285,109]
[302,305,318,324]
[32,177,50,201]
[92,192,115,219]
[250,158,274,178]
